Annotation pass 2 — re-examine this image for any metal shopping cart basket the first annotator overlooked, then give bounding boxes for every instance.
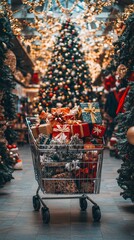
[26,117,104,224]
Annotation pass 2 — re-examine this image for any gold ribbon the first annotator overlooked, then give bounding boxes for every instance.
[70,122,84,138]
[83,103,100,123]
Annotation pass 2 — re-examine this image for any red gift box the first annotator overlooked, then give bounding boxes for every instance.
[64,114,75,122]
[70,122,90,138]
[91,124,106,138]
[52,124,71,143]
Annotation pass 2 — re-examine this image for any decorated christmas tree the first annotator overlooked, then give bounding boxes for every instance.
[103,13,134,148]
[0,10,18,186]
[38,19,94,111]
[116,83,134,201]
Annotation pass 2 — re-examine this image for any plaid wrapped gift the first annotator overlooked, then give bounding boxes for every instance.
[92,124,106,138]
[52,124,71,143]
[80,102,102,124]
[31,123,52,139]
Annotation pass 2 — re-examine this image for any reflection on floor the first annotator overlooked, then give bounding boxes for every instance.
[0,145,134,240]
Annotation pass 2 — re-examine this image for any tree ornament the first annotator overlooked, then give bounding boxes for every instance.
[65,53,69,57]
[71,70,76,77]
[72,56,75,61]
[49,75,52,79]
[62,47,67,52]
[59,71,62,75]
[49,92,53,98]
[62,65,67,70]
[58,82,63,87]
[54,86,58,91]
[127,127,134,145]
[67,80,70,84]
[55,69,59,74]
[38,105,43,111]
[74,85,78,89]
[64,85,68,89]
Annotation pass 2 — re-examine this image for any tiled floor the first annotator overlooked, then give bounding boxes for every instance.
[0,145,134,240]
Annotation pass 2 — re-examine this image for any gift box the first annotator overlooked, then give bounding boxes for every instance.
[43,172,78,194]
[80,102,102,124]
[64,114,75,122]
[52,124,71,143]
[70,122,90,138]
[50,112,65,127]
[92,124,106,138]
[51,107,70,115]
[31,123,52,139]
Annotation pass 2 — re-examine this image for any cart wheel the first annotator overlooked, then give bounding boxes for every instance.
[33,195,41,211]
[80,198,87,211]
[41,207,50,224]
[92,205,101,222]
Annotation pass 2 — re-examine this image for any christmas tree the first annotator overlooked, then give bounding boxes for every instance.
[116,83,134,201]
[103,13,134,148]
[38,19,94,111]
[0,10,17,187]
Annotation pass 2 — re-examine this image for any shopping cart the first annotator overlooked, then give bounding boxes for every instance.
[26,117,104,224]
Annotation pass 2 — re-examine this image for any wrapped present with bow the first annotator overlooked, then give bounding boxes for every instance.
[80,102,102,124]
[70,121,90,138]
[49,112,66,127]
[91,124,106,138]
[64,113,75,122]
[31,123,52,139]
[52,124,71,143]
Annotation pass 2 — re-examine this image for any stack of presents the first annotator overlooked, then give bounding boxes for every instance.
[30,102,106,194]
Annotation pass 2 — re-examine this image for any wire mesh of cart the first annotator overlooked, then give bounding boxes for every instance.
[26,117,104,224]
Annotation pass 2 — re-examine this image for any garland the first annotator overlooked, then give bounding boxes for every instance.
[55,0,80,14]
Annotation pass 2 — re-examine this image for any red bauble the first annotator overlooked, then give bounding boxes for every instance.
[49,92,53,98]
[12,144,17,148]
[64,85,68,89]
[72,30,75,34]
[54,86,58,91]
[79,81,82,85]
[69,45,72,48]
[72,57,74,61]
[7,145,12,149]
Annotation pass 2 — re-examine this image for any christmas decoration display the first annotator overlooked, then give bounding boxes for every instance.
[103,13,134,145]
[27,100,104,194]
[38,19,94,110]
[116,83,134,201]
[0,11,21,186]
